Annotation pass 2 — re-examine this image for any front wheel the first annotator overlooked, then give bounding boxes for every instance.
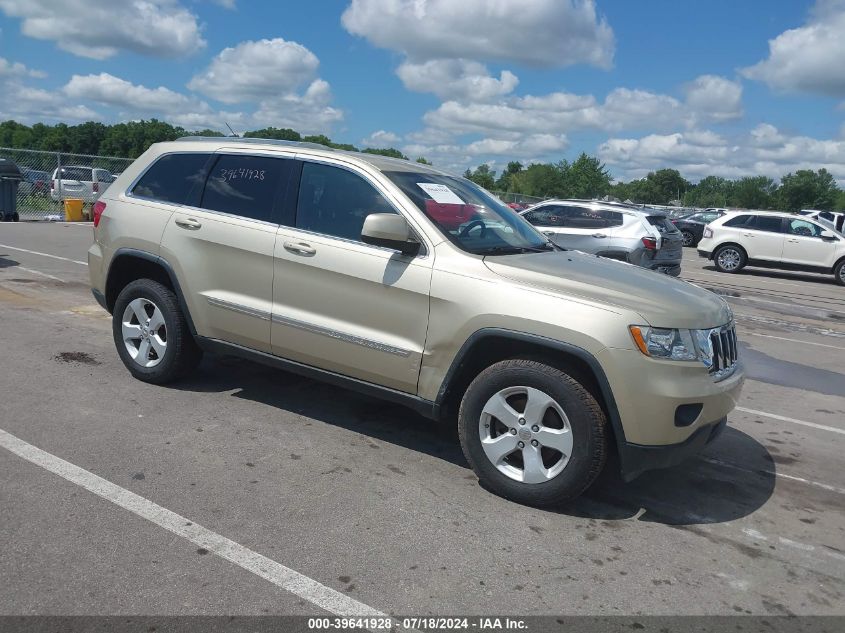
[458,359,608,507]
[713,245,746,273]
[835,259,845,286]
[112,279,202,384]
[681,230,695,247]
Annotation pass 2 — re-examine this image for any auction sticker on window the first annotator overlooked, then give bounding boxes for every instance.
[417,182,464,204]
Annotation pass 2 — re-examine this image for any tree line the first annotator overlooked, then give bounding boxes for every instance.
[465,155,844,212]
[1,118,842,212]
[0,119,429,164]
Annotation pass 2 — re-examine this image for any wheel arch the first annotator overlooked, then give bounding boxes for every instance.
[713,242,747,257]
[435,328,627,463]
[105,248,196,335]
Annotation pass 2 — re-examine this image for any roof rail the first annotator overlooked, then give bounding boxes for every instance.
[175,136,333,151]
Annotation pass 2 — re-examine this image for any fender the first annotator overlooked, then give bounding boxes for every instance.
[107,248,197,335]
[436,327,628,458]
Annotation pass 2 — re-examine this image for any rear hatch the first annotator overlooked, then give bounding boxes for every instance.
[647,214,683,261]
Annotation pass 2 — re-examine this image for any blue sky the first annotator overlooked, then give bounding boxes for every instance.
[1,0,844,183]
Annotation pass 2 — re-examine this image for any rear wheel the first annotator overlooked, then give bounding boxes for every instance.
[458,359,607,507]
[112,279,202,384]
[681,230,695,247]
[713,245,746,273]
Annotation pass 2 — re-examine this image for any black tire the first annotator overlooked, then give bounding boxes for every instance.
[681,230,695,247]
[458,359,607,507]
[834,259,845,287]
[713,244,746,274]
[112,278,202,384]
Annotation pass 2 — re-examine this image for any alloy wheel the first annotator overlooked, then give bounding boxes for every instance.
[717,248,741,271]
[478,386,573,484]
[681,231,694,247]
[121,298,167,368]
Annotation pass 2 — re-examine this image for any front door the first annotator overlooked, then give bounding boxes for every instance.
[160,151,294,353]
[781,218,839,268]
[272,159,432,394]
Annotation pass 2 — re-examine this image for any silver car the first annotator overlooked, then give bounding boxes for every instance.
[520,199,683,276]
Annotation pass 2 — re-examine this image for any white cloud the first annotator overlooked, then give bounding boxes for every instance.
[0,0,205,60]
[251,79,343,134]
[342,0,614,69]
[397,59,518,102]
[598,125,845,185]
[188,38,320,104]
[362,130,401,147]
[64,73,195,112]
[683,75,743,122]
[211,0,236,8]
[0,56,46,78]
[0,83,100,123]
[741,0,845,96]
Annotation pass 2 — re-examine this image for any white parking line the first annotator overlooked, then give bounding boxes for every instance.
[743,331,845,350]
[736,407,845,436]
[17,267,65,283]
[0,244,87,266]
[682,269,830,290]
[0,427,388,619]
[703,457,845,495]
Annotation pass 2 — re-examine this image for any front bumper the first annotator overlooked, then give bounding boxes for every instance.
[596,347,744,477]
[619,417,727,481]
[697,249,712,259]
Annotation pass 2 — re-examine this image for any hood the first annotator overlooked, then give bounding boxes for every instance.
[484,250,732,329]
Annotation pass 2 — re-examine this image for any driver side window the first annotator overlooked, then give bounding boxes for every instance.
[296,162,396,242]
[787,219,823,238]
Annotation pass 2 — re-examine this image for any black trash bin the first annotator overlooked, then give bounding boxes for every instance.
[0,158,23,222]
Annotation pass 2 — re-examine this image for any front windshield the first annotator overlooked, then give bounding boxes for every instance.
[384,171,552,255]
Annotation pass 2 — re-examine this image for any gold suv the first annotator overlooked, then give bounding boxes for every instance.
[89,137,744,506]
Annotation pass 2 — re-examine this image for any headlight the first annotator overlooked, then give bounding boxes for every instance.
[703,227,713,238]
[629,325,701,361]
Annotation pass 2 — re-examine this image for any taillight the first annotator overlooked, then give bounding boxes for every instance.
[93,182,99,193]
[641,236,658,250]
[92,200,106,227]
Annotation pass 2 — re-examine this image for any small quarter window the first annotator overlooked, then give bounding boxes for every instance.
[132,153,210,205]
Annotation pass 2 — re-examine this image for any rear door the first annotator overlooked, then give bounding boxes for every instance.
[781,217,840,268]
[159,150,294,353]
[738,215,786,261]
[271,157,433,393]
[532,204,615,252]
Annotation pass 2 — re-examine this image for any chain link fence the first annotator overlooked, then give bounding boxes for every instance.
[0,147,133,220]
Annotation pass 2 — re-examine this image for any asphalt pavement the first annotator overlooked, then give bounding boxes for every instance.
[1,222,843,618]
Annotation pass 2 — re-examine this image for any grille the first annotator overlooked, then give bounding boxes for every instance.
[708,323,738,378]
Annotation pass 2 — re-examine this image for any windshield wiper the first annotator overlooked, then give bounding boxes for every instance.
[477,243,555,255]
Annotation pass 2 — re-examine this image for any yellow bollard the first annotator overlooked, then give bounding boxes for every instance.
[64,198,84,222]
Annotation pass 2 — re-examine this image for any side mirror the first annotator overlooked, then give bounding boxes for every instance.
[820,230,838,241]
[361,213,420,255]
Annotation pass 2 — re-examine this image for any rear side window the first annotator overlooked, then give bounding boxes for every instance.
[723,215,752,227]
[559,206,609,229]
[200,154,291,223]
[751,216,784,233]
[132,153,210,205]
[646,215,676,234]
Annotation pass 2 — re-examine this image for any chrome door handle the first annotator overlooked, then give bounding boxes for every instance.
[592,233,608,238]
[175,218,202,230]
[543,231,556,236]
[787,239,799,243]
[283,241,316,256]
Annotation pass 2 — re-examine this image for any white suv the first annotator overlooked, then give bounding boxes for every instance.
[698,210,845,285]
[50,166,115,203]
